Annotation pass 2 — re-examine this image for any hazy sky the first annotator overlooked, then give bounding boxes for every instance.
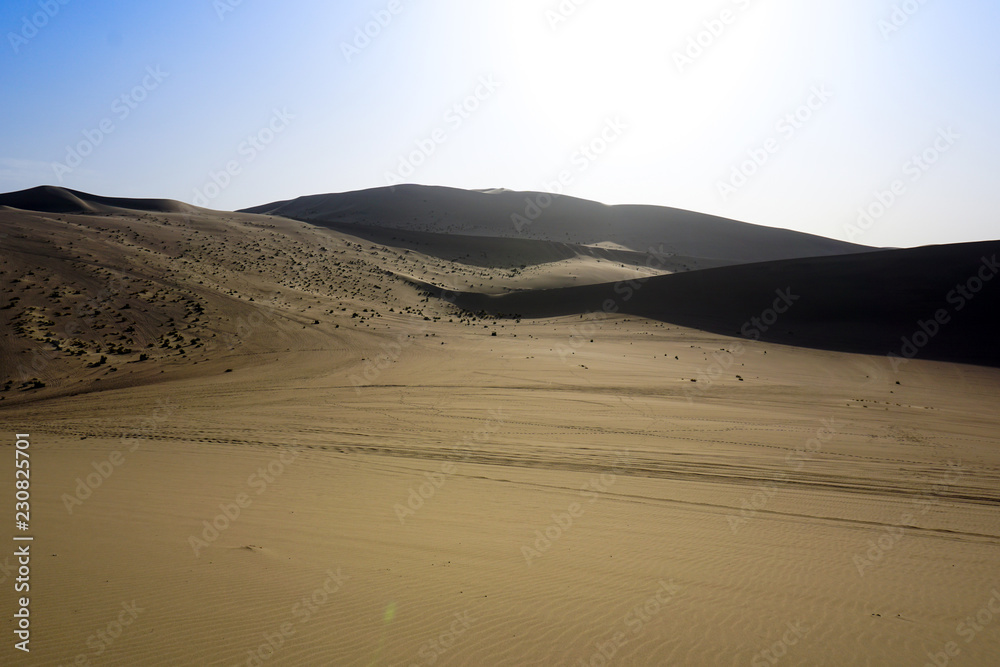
[2,0,998,247]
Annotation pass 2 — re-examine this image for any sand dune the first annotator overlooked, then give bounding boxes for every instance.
[437,241,1000,367]
[0,185,202,215]
[241,184,873,263]
[2,187,999,666]
[289,219,712,271]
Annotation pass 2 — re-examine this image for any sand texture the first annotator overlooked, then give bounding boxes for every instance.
[1,186,998,666]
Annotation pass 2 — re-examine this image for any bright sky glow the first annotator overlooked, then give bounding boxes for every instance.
[2,0,998,247]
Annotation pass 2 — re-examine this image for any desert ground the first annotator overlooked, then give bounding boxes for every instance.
[1,186,998,666]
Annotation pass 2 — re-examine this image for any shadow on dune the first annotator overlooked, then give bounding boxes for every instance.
[426,241,1000,368]
[0,185,200,215]
[241,183,873,264]
[300,219,718,270]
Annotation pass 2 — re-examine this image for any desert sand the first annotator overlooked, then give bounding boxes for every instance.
[1,186,998,666]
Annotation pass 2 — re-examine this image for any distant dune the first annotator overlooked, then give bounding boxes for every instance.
[0,185,201,215]
[433,241,1000,366]
[241,184,874,265]
[294,219,743,289]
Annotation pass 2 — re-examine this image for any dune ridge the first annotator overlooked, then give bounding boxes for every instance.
[241,183,875,264]
[0,185,202,215]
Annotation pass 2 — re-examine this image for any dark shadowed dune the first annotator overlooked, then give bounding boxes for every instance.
[241,184,874,265]
[427,241,1000,367]
[294,219,734,271]
[0,185,201,215]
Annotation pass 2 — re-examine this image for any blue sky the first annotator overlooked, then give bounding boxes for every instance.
[1,0,998,247]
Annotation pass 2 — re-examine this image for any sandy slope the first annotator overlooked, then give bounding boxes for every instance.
[1,189,998,666]
[3,320,999,666]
